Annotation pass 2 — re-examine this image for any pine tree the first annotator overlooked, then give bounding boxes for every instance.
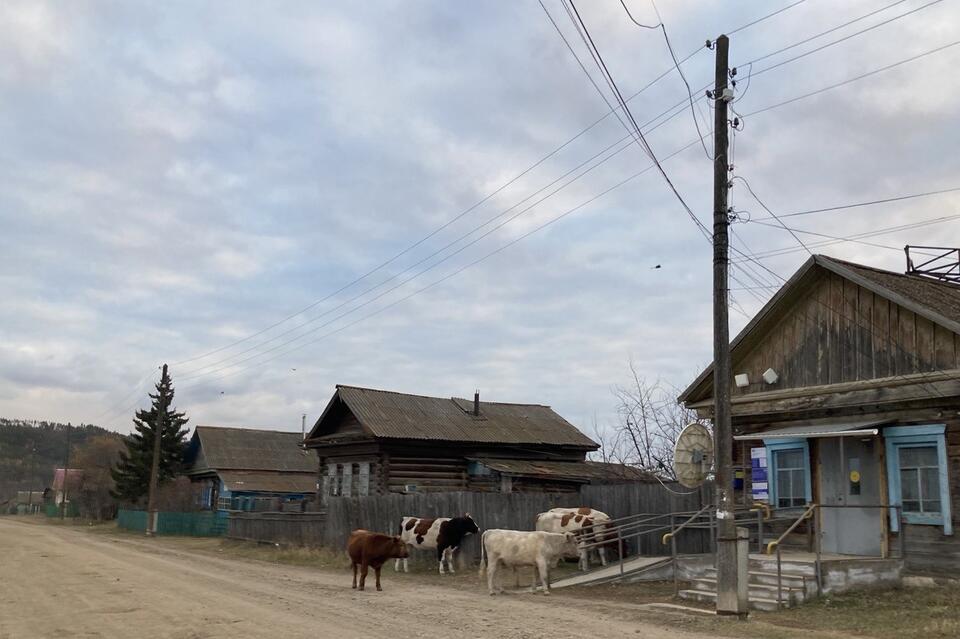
[110,365,189,504]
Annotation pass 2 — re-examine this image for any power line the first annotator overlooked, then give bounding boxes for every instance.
[748,219,943,254]
[564,0,711,240]
[172,0,907,370]
[733,214,960,262]
[746,0,946,79]
[752,185,960,220]
[745,38,960,117]
[734,175,813,256]
[178,94,704,378]
[179,138,709,390]
[727,0,808,36]
[178,36,960,385]
[744,0,910,67]
[646,0,713,159]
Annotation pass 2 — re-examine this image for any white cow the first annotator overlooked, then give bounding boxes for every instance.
[536,507,612,570]
[478,529,577,596]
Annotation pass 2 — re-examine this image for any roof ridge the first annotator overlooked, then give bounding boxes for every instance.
[819,254,960,290]
[195,425,303,435]
[338,384,548,407]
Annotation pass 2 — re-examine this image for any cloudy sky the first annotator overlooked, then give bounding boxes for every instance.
[2,0,958,436]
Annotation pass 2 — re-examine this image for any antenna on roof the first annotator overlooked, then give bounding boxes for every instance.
[301,414,307,440]
[905,245,960,283]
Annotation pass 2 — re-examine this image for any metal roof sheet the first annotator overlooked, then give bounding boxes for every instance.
[469,458,655,482]
[733,419,890,440]
[190,426,315,473]
[331,385,597,448]
[218,471,316,494]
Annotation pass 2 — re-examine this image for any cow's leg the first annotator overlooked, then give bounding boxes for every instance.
[375,565,383,591]
[536,556,551,595]
[359,561,369,591]
[403,556,409,573]
[446,547,456,573]
[598,545,608,566]
[578,545,588,571]
[487,557,499,595]
[352,562,358,589]
[393,557,401,572]
[437,546,446,575]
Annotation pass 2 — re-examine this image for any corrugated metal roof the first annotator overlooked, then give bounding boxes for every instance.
[190,426,315,473]
[332,385,598,449]
[218,471,316,494]
[469,458,655,482]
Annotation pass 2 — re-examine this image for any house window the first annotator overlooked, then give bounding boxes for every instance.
[765,439,812,510]
[899,446,940,515]
[884,425,952,535]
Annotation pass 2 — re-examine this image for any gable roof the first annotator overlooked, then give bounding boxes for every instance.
[187,426,315,474]
[308,385,598,449]
[679,254,960,404]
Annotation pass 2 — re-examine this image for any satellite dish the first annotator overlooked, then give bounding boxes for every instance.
[674,423,714,488]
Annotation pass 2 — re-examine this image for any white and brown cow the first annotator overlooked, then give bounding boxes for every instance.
[535,507,612,570]
[478,529,577,595]
[394,514,480,574]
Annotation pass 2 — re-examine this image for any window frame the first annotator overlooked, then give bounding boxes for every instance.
[764,438,812,511]
[884,425,952,535]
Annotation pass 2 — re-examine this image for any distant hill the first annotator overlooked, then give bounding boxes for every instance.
[0,418,117,501]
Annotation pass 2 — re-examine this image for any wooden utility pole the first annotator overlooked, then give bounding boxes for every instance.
[145,363,168,536]
[60,423,71,520]
[712,34,747,617]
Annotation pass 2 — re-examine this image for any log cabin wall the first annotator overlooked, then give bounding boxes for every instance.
[732,271,960,398]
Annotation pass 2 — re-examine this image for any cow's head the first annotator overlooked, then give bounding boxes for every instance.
[460,512,480,535]
[391,536,410,558]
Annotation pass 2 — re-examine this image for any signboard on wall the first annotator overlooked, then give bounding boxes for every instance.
[751,447,768,502]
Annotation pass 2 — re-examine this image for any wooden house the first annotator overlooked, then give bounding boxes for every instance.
[184,426,316,511]
[679,254,960,574]
[303,385,641,498]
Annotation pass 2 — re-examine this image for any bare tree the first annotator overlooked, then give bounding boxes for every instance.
[602,361,708,478]
[72,434,124,520]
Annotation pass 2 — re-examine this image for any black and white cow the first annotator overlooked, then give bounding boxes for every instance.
[394,514,480,574]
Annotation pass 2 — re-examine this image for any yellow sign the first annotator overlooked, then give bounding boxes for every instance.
[849,470,861,483]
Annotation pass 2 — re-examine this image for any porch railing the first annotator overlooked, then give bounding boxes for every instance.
[765,503,904,609]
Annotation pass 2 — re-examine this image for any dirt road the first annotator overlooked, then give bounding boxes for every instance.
[0,519,723,639]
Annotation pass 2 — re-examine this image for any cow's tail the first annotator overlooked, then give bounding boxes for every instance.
[478,530,488,578]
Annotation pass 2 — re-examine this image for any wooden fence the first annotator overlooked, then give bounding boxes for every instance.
[320,482,711,563]
[228,511,327,546]
[224,482,712,563]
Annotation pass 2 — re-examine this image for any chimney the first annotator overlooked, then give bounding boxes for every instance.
[473,390,480,417]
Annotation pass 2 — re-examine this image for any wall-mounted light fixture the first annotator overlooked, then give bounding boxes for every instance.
[762,368,779,385]
[734,373,750,388]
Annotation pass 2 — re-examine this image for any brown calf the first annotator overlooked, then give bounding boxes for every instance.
[348,529,409,591]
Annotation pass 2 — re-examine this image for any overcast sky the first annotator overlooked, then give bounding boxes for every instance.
[2,0,958,436]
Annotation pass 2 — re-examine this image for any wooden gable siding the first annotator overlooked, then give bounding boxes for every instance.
[732,271,960,397]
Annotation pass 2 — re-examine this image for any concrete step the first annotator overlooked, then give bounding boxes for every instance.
[690,578,805,604]
[703,567,812,591]
[678,588,787,612]
[749,557,817,577]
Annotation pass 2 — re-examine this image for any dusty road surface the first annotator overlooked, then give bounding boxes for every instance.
[0,518,739,639]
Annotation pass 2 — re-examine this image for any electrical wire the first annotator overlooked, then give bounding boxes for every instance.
[734,175,813,256]
[745,38,960,117]
[752,185,960,220]
[746,0,945,80]
[178,37,960,386]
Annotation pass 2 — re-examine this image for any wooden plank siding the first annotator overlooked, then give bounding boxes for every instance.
[730,272,958,396]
